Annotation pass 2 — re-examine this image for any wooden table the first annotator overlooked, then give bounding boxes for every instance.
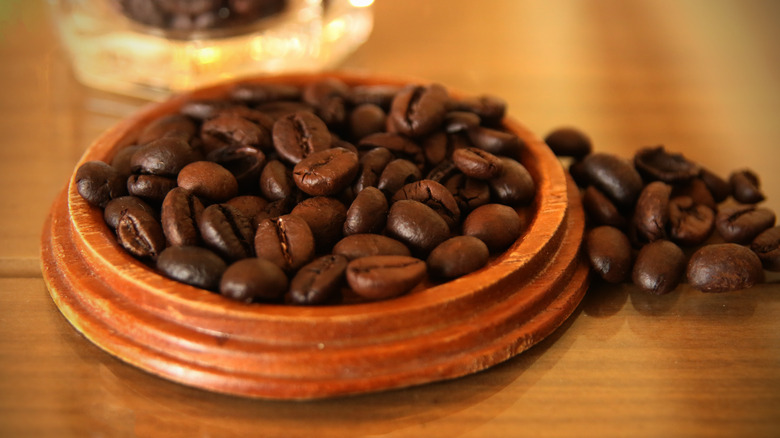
[2,1,779,436]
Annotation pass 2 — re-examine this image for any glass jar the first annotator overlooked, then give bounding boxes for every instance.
[48,0,374,99]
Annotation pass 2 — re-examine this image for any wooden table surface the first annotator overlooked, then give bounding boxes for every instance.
[2,1,779,436]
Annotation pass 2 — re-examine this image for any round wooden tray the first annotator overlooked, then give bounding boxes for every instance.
[40,72,589,400]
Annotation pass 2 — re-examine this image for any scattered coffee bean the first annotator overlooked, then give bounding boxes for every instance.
[699,167,731,203]
[750,226,780,271]
[633,181,672,243]
[544,127,592,159]
[715,205,776,244]
[667,196,715,246]
[580,153,644,208]
[585,226,632,283]
[687,244,764,292]
[582,186,626,228]
[634,145,699,183]
[632,240,685,295]
[729,169,765,204]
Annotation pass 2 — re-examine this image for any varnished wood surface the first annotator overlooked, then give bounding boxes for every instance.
[2,0,779,436]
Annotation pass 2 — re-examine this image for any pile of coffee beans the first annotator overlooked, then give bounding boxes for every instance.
[112,0,288,33]
[75,78,536,305]
[545,127,778,293]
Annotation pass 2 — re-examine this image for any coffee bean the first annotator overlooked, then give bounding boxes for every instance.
[272,111,332,164]
[632,240,685,295]
[254,214,315,273]
[443,111,481,134]
[353,147,394,193]
[343,187,388,235]
[349,103,386,140]
[138,113,196,144]
[672,178,716,210]
[225,195,268,228]
[376,159,423,198]
[131,137,199,176]
[388,83,449,138]
[302,78,349,127]
[287,254,348,305]
[359,132,424,169]
[332,234,411,260]
[259,159,295,202]
[467,126,522,158]
[634,145,699,183]
[293,147,359,197]
[427,236,489,279]
[206,146,266,191]
[462,203,524,252]
[391,180,461,230]
[219,258,289,302]
[110,145,141,179]
[633,181,672,243]
[290,196,347,251]
[422,132,467,167]
[668,196,715,246]
[580,153,644,208]
[156,246,227,291]
[488,157,535,206]
[104,196,156,229]
[715,205,776,244]
[160,187,204,247]
[451,147,502,180]
[75,161,127,208]
[582,186,626,228]
[585,226,632,283]
[699,167,731,203]
[426,159,459,183]
[544,127,592,159]
[386,200,450,255]
[750,226,780,271]
[444,173,491,213]
[198,204,254,261]
[116,208,166,260]
[126,174,177,203]
[201,112,272,153]
[729,169,765,204]
[346,255,427,300]
[687,244,764,292]
[177,161,238,202]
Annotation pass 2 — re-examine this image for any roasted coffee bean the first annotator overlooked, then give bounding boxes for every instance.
[386,200,450,254]
[376,159,422,198]
[293,147,359,197]
[568,159,589,188]
[254,214,315,273]
[346,255,427,300]
[582,186,626,228]
[585,226,632,283]
[225,195,268,228]
[632,240,685,295]
[138,113,196,144]
[427,236,489,280]
[156,246,227,291]
[544,127,592,159]
[451,147,502,180]
[110,145,141,179]
[453,94,506,126]
[116,208,166,260]
[126,174,177,203]
[343,187,388,235]
[348,84,402,109]
[302,77,349,127]
[668,196,715,246]
[687,243,764,292]
[349,103,386,140]
[353,147,394,193]
[75,160,127,208]
[444,173,491,213]
[287,254,348,305]
[131,137,199,176]
[388,83,449,138]
[160,187,204,247]
[104,196,156,229]
[580,153,644,209]
[391,179,461,230]
[201,113,271,153]
[467,126,522,158]
[715,205,776,244]
[359,132,424,169]
[206,146,266,191]
[290,196,347,251]
[672,178,716,210]
[488,157,535,206]
[443,111,481,134]
[462,203,523,252]
[426,159,459,183]
[332,234,411,260]
[259,159,295,201]
[272,111,332,164]
[198,204,254,261]
[177,161,238,203]
[699,167,731,203]
[633,181,672,242]
[422,132,469,167]
[750,226,780,271]
[219,258,288,302]
[729,169,765,204]
[634,145,699,183]
[230,82,301,104]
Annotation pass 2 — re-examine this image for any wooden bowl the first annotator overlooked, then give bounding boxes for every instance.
[40,72,589,400]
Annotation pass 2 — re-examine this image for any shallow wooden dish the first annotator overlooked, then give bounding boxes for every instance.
[41,72,589,400]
